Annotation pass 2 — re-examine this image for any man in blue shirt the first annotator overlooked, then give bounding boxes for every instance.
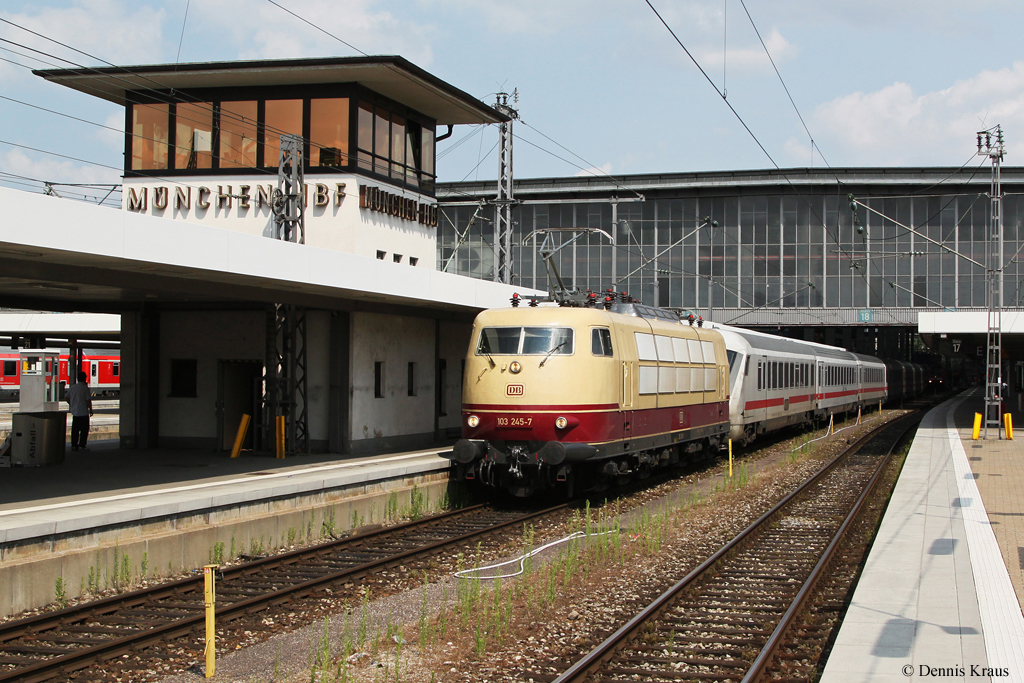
[65,371,93,451]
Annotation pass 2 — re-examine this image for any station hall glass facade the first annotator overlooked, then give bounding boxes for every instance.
[437,168,1024,330]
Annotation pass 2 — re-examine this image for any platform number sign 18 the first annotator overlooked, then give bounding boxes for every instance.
[858,309,873,323]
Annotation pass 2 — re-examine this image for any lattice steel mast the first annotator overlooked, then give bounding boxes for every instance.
[493,91,519,283]
[264,134,309,455]
[979,126,1006,438]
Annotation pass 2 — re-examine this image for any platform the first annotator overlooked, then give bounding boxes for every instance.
[0,442,455,617]
[0,443,452,542]
[821,391,1024,682]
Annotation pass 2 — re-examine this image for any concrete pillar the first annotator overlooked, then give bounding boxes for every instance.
[328,311,351,454]
[120,305,160,450]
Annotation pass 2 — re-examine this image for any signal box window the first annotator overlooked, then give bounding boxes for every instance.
[174,102,214,170]
[591,328,613,356]
[219,100,258,168]
[263,99,303,167]
[131,103,169,170]
[310,98,350,167]
[169,359,198,398]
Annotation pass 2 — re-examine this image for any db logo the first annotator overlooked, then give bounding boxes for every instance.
[506,384,524,396]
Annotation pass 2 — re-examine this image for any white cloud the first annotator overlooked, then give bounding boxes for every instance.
[696,29,796,72]
[574,162,613,177]
[1,148,121,187]
[0,0,168,77]
[191,1,435,65]
[96,111,124,151]
[805,62,1024,165]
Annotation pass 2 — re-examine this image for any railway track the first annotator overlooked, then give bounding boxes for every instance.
[553,411,920,683]
[0,503,566,682]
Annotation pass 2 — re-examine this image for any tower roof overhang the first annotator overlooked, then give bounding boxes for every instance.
[34,55,507,126]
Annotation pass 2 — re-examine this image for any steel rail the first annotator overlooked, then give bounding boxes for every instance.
[0,502,567,682]
[740,413,921,683]
[553,412,916,683]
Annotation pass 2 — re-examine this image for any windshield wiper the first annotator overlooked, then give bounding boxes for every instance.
[539,340,569,367]
[479,340,496,368]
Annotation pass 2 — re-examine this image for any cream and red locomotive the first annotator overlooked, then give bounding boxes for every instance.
[449,302,730,497]
[447,297,919,497]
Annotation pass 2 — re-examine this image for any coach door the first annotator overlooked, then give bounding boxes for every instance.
[755,355,768,422]
[816,360,825,410]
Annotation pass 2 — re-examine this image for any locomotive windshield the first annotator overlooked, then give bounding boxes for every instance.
[476,327,574,355]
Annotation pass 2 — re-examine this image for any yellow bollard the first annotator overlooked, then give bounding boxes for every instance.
[1005,412,1014,440]
[972,413,982,440]
[203,564,217,678]
[229,414,251,459]
[728,438,733,478]
[276,415,286,459]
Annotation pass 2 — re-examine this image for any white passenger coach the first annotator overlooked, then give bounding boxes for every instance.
[716,325,887,445]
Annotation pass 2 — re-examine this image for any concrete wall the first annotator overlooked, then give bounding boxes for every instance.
[122,175,437,270]
[349,312,435,453]
[120,307,476,454]
[159,310,265,449]
[438,321,472,433]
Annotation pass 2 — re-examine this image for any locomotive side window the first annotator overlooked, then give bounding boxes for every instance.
[672,338,689,363]
[655,336,674,362]
[639,366,659,394]
[591,328,613,357]
[701,341,716,364]
[676,366,690,392]
[687,339,703,364]
[635,333,658,361]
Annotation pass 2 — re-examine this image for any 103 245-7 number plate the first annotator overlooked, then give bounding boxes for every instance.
[495,415,533,428]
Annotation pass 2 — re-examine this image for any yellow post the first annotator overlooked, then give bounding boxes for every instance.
[972,413,982,440]
[728,438,733,478]
[203,564,216,678]
[1004,412,1014,440]
[229,414,251,459]
[856,406,862,425]
[276,415,286,459]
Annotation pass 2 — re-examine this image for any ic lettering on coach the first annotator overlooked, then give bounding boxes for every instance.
[506,384,524,396]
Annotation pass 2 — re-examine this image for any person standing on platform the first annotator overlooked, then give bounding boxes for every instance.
[66,371,93,451]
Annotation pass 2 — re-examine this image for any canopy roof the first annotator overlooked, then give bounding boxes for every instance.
[35,55,507,125]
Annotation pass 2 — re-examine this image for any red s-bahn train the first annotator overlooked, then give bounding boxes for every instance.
[0,353,121,399]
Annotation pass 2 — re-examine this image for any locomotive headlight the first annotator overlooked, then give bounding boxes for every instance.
[467,415,480,428]
[554,416,568,429]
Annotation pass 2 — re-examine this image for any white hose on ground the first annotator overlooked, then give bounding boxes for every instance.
[454,529,619,581]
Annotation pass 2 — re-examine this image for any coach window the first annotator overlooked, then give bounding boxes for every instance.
[220,100,258,168]
[3,360,14,376]
[591,328,613,356]
[263,99,303,167]
[131,103,169,170]
[112,361,120,378]
[310,98,350,167]
[174,102,214,169]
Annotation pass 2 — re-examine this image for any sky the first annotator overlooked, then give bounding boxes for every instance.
[2,0,1024,199]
